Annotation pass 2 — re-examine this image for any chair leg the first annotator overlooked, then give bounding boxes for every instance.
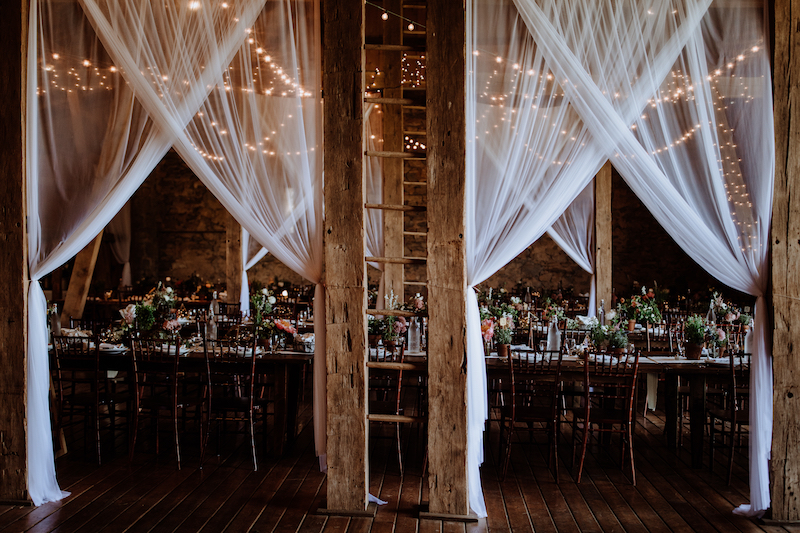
[627,424,636,486]
[129,404,139,463]
[576,421,590,484]
[249,415,258,472]
[501,421,514,481]
[174,408,181,470]
[727,421,737,485]
[95,407,102,466]
[395,423,403,476]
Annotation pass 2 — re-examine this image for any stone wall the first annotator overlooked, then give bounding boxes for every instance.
[92,149,745,305]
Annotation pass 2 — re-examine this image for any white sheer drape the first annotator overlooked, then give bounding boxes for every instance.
[27,0,175,504]
[365,104,385,265]
[547,181,596,314]
[240,227,269,315]
[464,0,611,515]
[512,0,773,515]
[107,201,132,287]
[80,0,328,468]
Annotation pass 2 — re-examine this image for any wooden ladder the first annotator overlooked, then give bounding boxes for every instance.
[363,0,427,427]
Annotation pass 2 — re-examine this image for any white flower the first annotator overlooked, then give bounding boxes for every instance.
[268,296,276,304]
[261,288,269,295]
[166,287,173,294]
[511,296,521,304]
[605,310,617,322]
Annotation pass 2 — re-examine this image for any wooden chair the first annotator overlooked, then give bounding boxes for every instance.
[202,334,259,470]
[499,348,563,481]
[52,335,133,464]
[572,350,640,485]
[129,337,206,469]
[708,351,750,484]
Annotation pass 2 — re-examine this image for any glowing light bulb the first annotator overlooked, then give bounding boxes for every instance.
[408,23,414,31]
[188,0,200,10]
[381,11,388,20]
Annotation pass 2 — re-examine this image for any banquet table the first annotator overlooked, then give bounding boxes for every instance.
[64,343,313,456]
[484,350,744,469]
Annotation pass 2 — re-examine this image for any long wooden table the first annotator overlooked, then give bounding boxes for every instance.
[95,346,313,456]
[483,352,741,469]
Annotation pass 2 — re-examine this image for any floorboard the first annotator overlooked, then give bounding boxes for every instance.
[1,388,787,533]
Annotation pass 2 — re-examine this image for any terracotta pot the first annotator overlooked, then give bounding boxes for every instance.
[497,343,511,358]
[685,342,703,360]
[384,340,397,353]
[627,319,636,332]
[368,334,380,347]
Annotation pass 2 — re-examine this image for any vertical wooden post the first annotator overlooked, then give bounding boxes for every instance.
[381,0,404,300]
[0,0,29,503]
[594,161,612,313]
[426,0,469,517]
[323,0,368,512]
[225,213,242,306]
[61,231,104,323]
[771,0,800,521]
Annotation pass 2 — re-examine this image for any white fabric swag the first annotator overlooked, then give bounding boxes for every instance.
[547,182,596,315]
[107,201,133,287]
[460,0,772,516]
[27,0,325,502]
[79,0,328,471]
[240,228,269,315]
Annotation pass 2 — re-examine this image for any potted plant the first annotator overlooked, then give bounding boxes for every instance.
[590,323,628,353]
[367,315,383,347]
[684,314,706,359]
[493,314,514,358]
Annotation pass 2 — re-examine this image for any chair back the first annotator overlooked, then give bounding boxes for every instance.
[583,350,640,416]
[203,335,258,409]
[728,350,751,414]
[52,335,102,404]
[130,337,182,395]
[507,349,563,419]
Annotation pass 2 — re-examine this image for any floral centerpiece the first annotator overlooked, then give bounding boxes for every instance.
[683,314,706,359]
[542,298,566,323]
[590,323,628,352]
[480,301,518,356]
[274,318,297,347]
[115,282,177,340]
[250,287,277,339]
[381,291,407,349]
[408,293,427,314]
[630,286,662,326]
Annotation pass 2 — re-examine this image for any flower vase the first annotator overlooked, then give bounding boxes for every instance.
[685,342,703,360]
[497,343,511,358]
[627,319,636,332]
[718,346,726,360]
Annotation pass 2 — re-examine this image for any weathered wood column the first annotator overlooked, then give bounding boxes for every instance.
[771,0,800,521]
[426,0,470,517]
[61,232,103,323]
[0,0,29,503]
[322,0,368,512]
[225,213,242,306]
[594,161,612,312]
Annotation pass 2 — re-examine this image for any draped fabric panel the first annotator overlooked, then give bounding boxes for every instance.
[510,0,773,515]
[107,201,133,287]
[240,227,269,315]
[464,0,612,515]
[547,181,596,314]
[80,0,328,466]
[26,0,176,504]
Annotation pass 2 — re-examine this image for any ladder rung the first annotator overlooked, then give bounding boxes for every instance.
[365,97,415,105]
[367,414,425,424]
[367,361,426,371]
[403,281,427,286]
[365,256,426,265]
[365,44,426,52]
[404,130,426,135]
[365,203,426,212]
[403,105,426,111]
[365,150,425,159]
[403,231,427,237]
[367,308,425,318]
[404,30,426,36]
[403,181,427,186]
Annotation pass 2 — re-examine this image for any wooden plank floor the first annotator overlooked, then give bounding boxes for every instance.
[1,395,795,532]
